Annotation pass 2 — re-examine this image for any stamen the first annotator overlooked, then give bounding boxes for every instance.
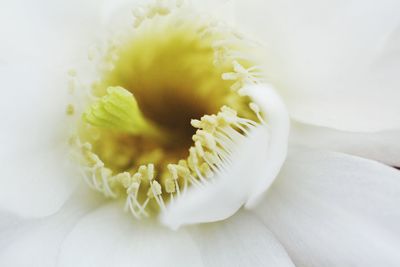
[249,102,265,124]
[221,61,265,91]
[71,1,269,222]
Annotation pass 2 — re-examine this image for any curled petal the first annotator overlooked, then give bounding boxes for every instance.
[161,84,290,229]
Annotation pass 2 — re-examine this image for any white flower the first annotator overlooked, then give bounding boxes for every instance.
[1,0,400,266]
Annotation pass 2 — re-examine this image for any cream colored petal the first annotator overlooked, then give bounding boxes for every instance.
[236,0,400,131]
[161,84,289,229]
[290,120,400,167]
[0,62,82,217]
[0,195,295,267]
[0,189,104,267]
[254,147,400,266]
[188,211,295,267]
[58,202,203,267]
[191,0,236,26]
[0,0,110,217]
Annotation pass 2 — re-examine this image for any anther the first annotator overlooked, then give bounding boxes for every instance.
[147,181,162,198]
[165,179,176,193]
[191,119,202,128]
[195,141,205,157]
[168,164,179,180]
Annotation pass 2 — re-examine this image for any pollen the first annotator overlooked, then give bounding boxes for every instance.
[69,0,266,219]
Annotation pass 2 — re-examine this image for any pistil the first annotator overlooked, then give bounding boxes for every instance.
[83,86,168,142]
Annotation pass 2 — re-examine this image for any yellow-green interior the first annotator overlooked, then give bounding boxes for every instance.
[77,14,257,215]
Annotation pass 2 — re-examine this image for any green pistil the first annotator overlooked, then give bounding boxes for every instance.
[83,86,164,139]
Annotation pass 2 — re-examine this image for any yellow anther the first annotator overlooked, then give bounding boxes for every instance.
[221,72,238,81]
[165,179,176,193]
[132,173,142,183]
[138,165,148,179]
[195,130,208,140]
[168,164,178,180]
[127,181,140,194]
[115,172,131,188]
[147,164,155,180]
[191,119,202,129]
[82,142,92,151]
[132,182,140,189]
[232,60,247,74]
[189,147,199,164]
[249,102,260,113]
[88,153,104,167]
[204,134,217,150]
[176,165,190,177]
[216,115,230,127]
[192,134,200,142]
[195,141,205,157]
[219,106,238,124]
[202,114,218,126]
[222,106,237,115]
[178,160,188,169]
[249,102,265,123]
[153,181,162,195]
[195,130,216,150]
[192,115,220,136]
[147,181,162,198]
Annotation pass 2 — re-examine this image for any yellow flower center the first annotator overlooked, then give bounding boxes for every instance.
[69,2,266,219]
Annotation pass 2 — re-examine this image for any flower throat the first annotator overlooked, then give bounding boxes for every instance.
[70,1,266,219]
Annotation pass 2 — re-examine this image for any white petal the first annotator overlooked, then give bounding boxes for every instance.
[241,84,290,207]
[0,0,110,217]
[58,202,203,267]
[0,211,21,231]
[1,192,201,267]
[0,62,82,217]
[101,0,236,30]
[290,120,400,166]
[100,0,149,28]
[0,0,102,64]
[161,125,270,229]
[254,147,400,266]
[188,211,295,267]
[161,84,289,229]
[236,0,400,131]
[1,194,294,267]
[191,0,236,26]
[0,189,103,267]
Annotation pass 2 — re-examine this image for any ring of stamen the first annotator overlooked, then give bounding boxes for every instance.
[69,0,267,219]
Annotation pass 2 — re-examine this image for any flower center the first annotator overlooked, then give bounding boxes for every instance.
[69,2,267,219]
